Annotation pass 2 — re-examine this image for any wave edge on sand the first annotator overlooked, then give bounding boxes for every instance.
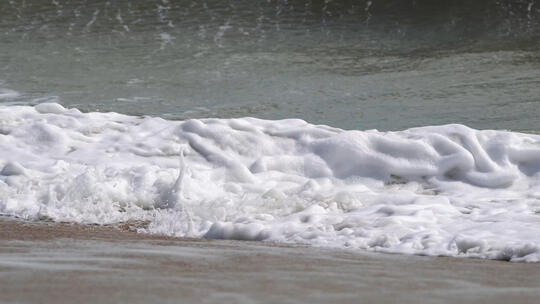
[1,103,540,262]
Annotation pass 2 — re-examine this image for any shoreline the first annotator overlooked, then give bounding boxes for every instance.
[1,217,540,303]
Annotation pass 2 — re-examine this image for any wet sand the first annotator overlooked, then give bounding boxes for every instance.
[1,217,539,304]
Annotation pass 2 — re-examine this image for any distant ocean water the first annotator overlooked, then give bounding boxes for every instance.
[1,0,540,261]
[1,0,539,130]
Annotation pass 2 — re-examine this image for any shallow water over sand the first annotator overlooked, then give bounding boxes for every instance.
[1,218,540,304]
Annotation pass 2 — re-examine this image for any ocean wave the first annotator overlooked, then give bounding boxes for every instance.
[1,103,540,261]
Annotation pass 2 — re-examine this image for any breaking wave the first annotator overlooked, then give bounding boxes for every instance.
[2,103,540,261]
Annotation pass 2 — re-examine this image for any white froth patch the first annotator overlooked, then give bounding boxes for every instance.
[1,103,540,262]
[1,162,25,176]
[35,102,66,114]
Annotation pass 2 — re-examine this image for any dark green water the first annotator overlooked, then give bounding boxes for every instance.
[1,0,539,131]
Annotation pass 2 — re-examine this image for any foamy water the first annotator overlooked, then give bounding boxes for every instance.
[1,103,540,261]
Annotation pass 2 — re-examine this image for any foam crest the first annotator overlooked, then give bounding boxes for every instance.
[1,103,540,261]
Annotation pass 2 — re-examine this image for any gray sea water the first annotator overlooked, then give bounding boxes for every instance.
[1,0,539,131]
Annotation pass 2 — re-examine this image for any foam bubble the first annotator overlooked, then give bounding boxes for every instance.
[35,102,66,114]
[1,162,25,176]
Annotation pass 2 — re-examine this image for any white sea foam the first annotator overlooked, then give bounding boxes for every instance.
[1,103,540,261]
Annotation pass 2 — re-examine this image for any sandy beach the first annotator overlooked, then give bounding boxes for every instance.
[1,217,539,304]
